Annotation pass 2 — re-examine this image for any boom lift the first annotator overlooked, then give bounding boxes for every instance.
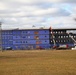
[67,32,76,44]
[50,27,57,49]
[67,32,76,50]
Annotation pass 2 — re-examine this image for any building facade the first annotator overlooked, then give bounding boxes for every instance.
[2,29,50,50]
[1,28,76,50]
[49,28,76,48]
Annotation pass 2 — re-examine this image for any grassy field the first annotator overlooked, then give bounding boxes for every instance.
[0,50,76,75]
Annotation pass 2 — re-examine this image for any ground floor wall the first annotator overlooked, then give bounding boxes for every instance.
[2,43,74,50]
[2,44,51,50]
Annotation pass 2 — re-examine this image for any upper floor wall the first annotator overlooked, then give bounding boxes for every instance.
[2,29,49,35]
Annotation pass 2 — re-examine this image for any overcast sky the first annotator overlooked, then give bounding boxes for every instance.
[0,0,76,29]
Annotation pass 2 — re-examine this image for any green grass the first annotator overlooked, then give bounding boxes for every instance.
[0,50,76,75]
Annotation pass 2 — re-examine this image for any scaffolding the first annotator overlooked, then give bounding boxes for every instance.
[0,22,2,51]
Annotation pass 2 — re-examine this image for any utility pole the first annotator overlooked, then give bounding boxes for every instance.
[0,22,2,51]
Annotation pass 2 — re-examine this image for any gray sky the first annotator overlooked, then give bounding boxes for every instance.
[0,0,76,29]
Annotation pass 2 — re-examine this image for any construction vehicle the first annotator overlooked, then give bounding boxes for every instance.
[67,32,76,43]
[67,32,76,50]
[50,27,57,49]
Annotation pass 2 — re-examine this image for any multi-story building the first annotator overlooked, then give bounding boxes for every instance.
[49,28,76,48]
[2,29,50,50]
[1,28,76,50]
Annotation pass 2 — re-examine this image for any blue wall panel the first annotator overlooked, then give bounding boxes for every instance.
[13,30,49,35]
[13,40,49,44]
[2,29,50,50]
[13,35,49,40]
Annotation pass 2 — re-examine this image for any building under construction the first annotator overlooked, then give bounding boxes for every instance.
[49,28,76,49]
[0,28,76,50]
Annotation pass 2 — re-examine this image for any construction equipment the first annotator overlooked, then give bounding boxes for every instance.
[67,32,76,45]
[67,32,76,50]
[50,27,57,49]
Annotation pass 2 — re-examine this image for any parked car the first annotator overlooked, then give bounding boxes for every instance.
[6,47,12,50]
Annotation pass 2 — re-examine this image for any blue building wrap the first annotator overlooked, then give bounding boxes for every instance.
[2,29,50,50]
